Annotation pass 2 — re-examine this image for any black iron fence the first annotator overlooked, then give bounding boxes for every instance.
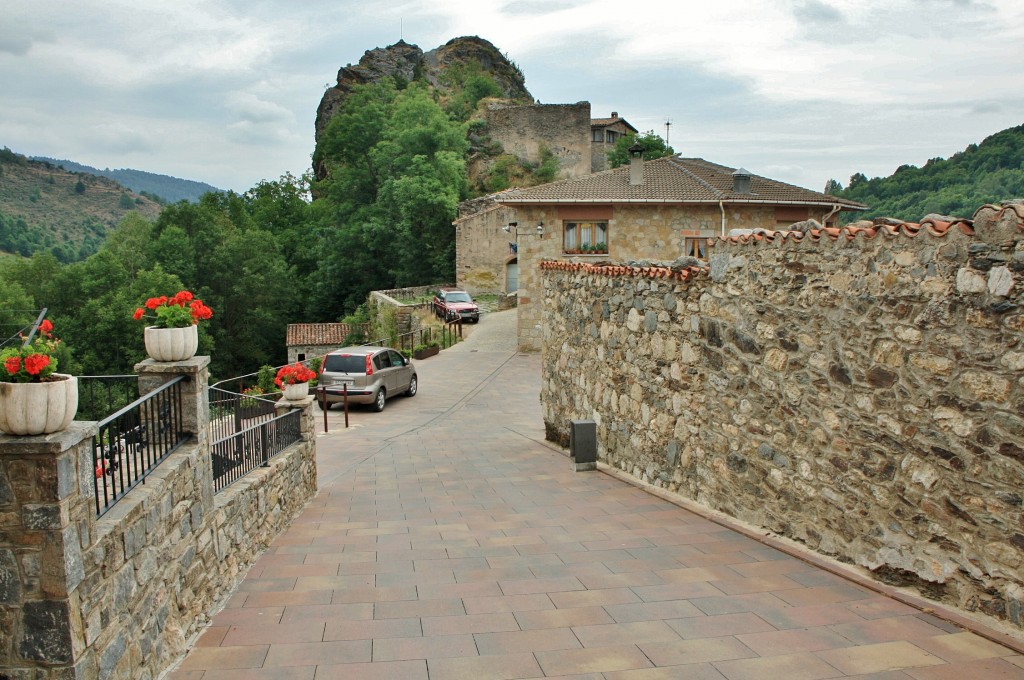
[76,375,139,422]
[92,376,187,517]
[209,387,302,493]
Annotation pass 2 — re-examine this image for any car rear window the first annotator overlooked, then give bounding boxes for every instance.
[323,354,367,373]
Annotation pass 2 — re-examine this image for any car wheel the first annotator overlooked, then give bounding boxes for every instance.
[406,375,418,397]
[373,388,386,412]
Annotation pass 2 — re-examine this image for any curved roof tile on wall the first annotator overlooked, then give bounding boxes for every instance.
[539,202,1024,283]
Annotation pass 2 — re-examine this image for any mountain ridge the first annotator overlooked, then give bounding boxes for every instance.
[30,156,222,203]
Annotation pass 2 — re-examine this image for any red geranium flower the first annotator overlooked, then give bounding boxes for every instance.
[133,308,145,320]
[23,354,51,376]
[4,356,20,375]
[39,319,53,336]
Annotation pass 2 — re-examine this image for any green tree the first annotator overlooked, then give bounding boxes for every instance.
[824,179,843,195]
[607,131,674,168]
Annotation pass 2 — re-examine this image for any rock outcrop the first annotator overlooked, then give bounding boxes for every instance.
[315,36,532,145]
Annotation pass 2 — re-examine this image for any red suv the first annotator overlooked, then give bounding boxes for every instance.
[433,288,479,323]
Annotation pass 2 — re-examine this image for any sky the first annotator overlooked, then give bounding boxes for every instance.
[2,0,1023,195]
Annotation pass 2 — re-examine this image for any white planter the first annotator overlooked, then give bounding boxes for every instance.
[282,382,309,401]
[0,374,79,436]
[145,325,198,362]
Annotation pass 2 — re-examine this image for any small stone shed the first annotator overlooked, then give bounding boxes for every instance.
[286,323,360,363]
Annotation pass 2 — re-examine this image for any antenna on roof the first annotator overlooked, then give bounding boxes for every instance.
[665,119,672,144]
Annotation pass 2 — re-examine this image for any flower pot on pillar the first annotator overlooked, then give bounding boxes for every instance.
[0,374,78,435]
[145,325,199,362]
[282,382,309,401]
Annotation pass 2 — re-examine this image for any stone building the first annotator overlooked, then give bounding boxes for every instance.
[286,323,361,363]
[498,151,867,351]
[590,112,638,172]
[480,101,594,180]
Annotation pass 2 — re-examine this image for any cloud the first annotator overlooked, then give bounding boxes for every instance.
[0,17,55,56]
[793,0,844,24]
[226,92,294,125]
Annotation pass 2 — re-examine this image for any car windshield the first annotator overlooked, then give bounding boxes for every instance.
[445,292,472,303]
[323,354,367,373]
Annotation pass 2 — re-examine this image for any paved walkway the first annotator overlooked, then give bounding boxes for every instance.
[170,311,1024,679]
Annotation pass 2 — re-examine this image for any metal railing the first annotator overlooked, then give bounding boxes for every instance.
[209,387,302,493]
[76,375,139,421]
[92,376,188,517]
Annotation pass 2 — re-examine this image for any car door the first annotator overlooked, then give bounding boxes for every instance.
[385,350,409,394]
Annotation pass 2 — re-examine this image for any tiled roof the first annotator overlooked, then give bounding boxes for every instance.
[591,117,638,132]
[498,155,867,210]
[286,323,355,346]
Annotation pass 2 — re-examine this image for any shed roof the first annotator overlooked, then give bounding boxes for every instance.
[286,323,354,347]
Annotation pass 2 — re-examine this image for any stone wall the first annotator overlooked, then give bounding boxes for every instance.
[482,102,592,179]
[539,203,1024,626]
[0,357,318,678]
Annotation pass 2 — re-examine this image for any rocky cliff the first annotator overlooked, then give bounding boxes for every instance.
[314,36,532,144]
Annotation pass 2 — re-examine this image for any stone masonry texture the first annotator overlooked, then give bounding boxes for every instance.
[539,203,1024,627]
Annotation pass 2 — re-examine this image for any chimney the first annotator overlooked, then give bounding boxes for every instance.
[611,111,618,118]
[732,168,752,194]
[628,142,644,186]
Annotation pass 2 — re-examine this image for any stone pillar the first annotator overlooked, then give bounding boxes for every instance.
[0,422,98,679]
[135,355,213,516]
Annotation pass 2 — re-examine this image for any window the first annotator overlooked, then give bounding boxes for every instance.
[592,129,604,142]
[683,237,709,259]
[297,353,306,362]
[564,221,608,253]
[606,131,618,143]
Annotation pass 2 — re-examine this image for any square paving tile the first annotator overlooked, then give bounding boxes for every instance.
[666,612,776,639]
[535,644,654,675]
[426,651,544,680]
[263,639,371,666]
[712,652,843,680]
[372,634,478,661]
[475,627,583,655]
[815,640,945,674]
[638,636,757,666]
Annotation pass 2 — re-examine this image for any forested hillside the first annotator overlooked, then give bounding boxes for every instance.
[0,148,162,261]
[830,124,1024,221]
[32,156,221,203]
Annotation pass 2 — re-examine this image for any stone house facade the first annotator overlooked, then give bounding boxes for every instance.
[590,112,638,172]
[537,202,1024,628]
[497,153,866,351]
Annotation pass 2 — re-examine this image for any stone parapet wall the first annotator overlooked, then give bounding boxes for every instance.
[539,203,1024,626]
[0,360,318,678]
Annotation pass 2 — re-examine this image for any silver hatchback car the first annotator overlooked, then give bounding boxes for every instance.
[318,346,417,412]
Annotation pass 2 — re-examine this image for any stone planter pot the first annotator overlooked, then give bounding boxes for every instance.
[413,346,440,360]
[0,374,78,436]
[282,382,309,401]
[145,325,198,362]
